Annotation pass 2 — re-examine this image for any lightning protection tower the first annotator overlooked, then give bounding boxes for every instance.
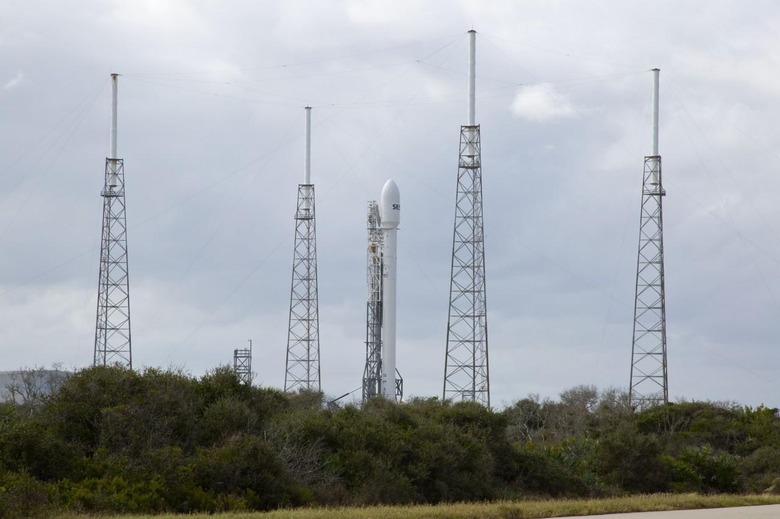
[94,73,132,368]
[443,30,490,407]
[362,200,383,401]
[234,340,252,385]
[285,107,321,393]
[630,69,668,408]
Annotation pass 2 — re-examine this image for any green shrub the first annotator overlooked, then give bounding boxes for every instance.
[0,470,53,518]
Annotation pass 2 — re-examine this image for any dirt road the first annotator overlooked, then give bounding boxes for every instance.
[556,504,780,518]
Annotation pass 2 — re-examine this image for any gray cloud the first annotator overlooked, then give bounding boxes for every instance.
[1,1,779,408]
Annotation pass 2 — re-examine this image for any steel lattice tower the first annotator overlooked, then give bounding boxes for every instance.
[285,107,321,393]
[630,69,668,408]
[234,340,252,385]
[362,201,383,401]
[94,74,132,368]
[443,31,490,407]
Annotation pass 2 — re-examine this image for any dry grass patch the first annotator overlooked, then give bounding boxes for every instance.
[54,493,780,519]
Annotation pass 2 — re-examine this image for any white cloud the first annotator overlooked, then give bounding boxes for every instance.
[3,71,25,91]
[510,84,575,122]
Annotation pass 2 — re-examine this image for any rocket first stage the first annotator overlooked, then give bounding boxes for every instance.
[380,179,400,401]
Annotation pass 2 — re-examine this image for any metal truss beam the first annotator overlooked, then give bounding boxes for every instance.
[94,157,132,368]
[443,125,490,407]
[630,155,668,408]
[363,201,383,402]
[234,341,252,386]
[285,184,321,392]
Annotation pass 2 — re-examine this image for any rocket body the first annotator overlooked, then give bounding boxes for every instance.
[380,179,400,401]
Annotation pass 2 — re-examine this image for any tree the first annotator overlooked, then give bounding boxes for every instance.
[2,365,69,412]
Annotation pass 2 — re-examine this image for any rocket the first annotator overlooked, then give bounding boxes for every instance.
[380,179,400,401]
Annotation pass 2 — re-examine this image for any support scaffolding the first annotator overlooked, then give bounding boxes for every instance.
[363,201,383,401]
[234,340,252,385]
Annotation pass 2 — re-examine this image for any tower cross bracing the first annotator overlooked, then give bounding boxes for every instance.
[630,154,668,407]
[285,183,321,392]
[94,157,132,367]
[234,341,252,386]
[443,124,490,407]
[630,68,668,408]
[363,201,383,402]
[94,74,132,368]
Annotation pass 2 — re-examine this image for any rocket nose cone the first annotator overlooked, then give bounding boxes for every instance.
[380,179,400,228]
[381,179,400,203]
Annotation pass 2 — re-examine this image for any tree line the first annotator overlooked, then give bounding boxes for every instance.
[1,365,779,517]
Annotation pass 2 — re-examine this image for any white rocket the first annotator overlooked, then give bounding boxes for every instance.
[380,179,400,401]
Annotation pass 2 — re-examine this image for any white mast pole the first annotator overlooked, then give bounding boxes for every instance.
[468,30,476,126]
[304,106,312,185]
[652,68,660,156]
[108,73,119,189]
[110,74,118,159]
[650,68,661,187]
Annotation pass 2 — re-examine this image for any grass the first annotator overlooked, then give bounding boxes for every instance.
[54,493,780,519]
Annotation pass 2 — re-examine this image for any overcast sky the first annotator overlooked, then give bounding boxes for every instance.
[1,1,779,408]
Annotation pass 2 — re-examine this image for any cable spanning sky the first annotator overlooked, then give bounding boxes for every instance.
[1,1,779,407]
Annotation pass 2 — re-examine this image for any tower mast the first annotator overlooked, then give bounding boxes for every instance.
[94,73,132,368]
[443,30,490,407]
[630,68,668,407]
[285,107,321,392]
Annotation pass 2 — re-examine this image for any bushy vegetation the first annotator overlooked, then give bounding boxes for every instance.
[1,366,779,517]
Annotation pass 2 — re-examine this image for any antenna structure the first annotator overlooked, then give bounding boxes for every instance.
[285,107,321,393]
[234,340,253,385]
[630,68,668,408]
[94,73,132,368]
[443,31,490,407]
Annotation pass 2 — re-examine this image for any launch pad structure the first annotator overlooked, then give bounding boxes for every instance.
[362,189,403,403]
[82,39,670,411]
[363,201,384,401]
